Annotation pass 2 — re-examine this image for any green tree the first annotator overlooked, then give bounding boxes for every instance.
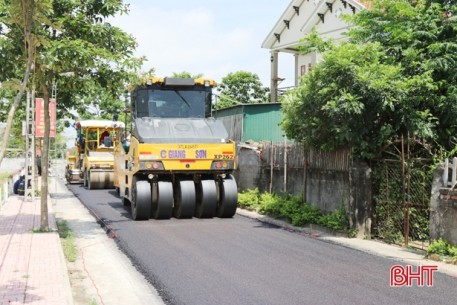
[282,42,422,158]
[1,0,143,230]
[348,0,457,152]
[0,0,47,165]
[282,0,457,158]
[33,0,143,230]
[215,71,269,109]
[171,71,203,78]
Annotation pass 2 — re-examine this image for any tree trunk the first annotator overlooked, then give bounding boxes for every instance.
[39,78,50,231]
[0,1,35,166]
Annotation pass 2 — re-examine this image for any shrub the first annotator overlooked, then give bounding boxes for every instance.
[237,188,260,210]
[237,189,351,232]
[278,194,302,218]
[426,239,449,256]
[290,204,322,226]
[426,239,457,257]
[258,192,282,216]
[449,245,457,258]
[317,203,349,231]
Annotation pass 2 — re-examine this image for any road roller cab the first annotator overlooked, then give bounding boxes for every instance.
[74,120,125,189]
[114,77,238,220]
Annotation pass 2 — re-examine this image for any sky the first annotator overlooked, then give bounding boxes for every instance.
[65,0,295,147]
[108,0,295,87]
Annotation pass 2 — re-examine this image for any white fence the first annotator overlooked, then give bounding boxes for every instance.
[0,158,27,207]
[443,157,457,187]
[0,176,12,207]
[0,179,7,205]
[0,170,22,208]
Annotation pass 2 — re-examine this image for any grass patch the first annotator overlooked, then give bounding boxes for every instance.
[32,227,54,233]
[56,220,77,263]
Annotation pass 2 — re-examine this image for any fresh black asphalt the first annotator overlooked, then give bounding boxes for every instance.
[68,184,457,305]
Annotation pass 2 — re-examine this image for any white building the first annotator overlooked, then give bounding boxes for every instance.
[262,0,367,102]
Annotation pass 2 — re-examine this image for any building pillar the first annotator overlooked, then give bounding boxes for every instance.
[270,50,279,103]
[294,53,299,87]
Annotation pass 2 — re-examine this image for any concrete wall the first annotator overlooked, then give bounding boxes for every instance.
[305,169,349,212]
[233,148,262,191]
[430,165,457,245]
[349,161,372,238]
[235,144,372,237]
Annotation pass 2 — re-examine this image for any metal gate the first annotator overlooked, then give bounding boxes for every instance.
[372,136,432,247]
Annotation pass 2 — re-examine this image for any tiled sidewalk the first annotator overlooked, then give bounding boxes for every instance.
[0,196,73,305]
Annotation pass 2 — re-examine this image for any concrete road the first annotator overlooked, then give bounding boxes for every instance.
[66,182,457,305]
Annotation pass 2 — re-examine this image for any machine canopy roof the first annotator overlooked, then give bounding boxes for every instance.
[77,120,125,129]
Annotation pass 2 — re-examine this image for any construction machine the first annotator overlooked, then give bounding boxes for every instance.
[65,120,125,189]
[113,77,238,220]
[65,147,80,183]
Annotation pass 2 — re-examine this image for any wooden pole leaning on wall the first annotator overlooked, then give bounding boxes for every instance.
[303,145,307,203]
[270,142,274,193]
[284,137,287,193]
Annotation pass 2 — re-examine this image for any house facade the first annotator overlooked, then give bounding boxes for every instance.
[262,0,366,102]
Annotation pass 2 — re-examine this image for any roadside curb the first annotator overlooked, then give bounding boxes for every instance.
[236,208,330,237]
[236,208,457,279]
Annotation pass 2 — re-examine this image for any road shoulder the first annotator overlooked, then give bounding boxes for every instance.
[49,176,165,305]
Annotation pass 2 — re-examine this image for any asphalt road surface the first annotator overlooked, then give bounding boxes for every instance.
[67,183,457,305]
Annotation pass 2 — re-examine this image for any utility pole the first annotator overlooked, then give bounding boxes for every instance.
[51,80,57,164]
[24,91,35,200]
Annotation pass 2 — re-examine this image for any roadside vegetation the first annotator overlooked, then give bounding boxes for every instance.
[238,188,353,235]
[426,239,457,264]
[56,220,77,263]
[282,0,457,160]
[279,0,457,250]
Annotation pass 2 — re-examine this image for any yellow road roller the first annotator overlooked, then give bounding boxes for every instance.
[65,147,81,184]
[113,77,238,220]
[66,120,125,189]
